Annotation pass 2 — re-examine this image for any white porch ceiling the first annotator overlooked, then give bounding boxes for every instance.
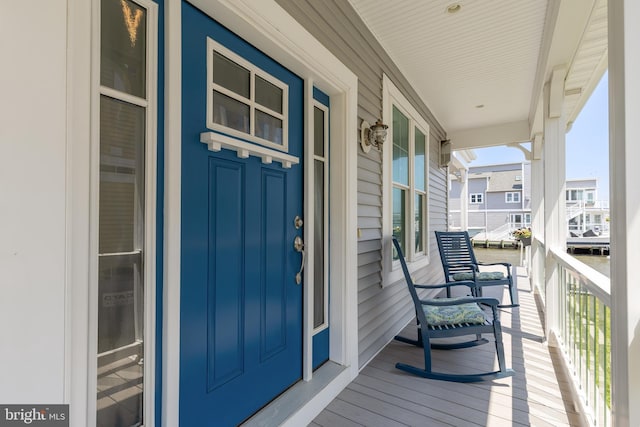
[348,0,608,150]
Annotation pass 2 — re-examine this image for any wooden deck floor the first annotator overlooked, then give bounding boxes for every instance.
[310,268,586,427]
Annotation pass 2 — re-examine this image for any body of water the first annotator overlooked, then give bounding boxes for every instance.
[473,247,610,278]
[571,253,610,277]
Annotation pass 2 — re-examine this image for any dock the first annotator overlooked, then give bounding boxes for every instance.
[470,238,519,249]
[566,236,610,255]
[471,237,610,255]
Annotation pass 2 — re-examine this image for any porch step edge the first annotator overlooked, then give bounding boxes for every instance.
[242,361,349,427]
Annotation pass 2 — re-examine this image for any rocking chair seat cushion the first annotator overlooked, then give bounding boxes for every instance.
[452,271,505,281]
[422,297,487,326]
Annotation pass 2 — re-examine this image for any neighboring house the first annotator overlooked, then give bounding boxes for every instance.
[450,162,609,238]
[566,178,610,235]
[449,162,532,239]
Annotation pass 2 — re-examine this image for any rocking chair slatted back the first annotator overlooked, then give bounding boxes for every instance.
[435,231,519,307]
[435,231,477,276]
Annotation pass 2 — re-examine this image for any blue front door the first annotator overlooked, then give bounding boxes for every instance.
[180,3,304,425]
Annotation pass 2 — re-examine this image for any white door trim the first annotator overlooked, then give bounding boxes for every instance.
[67,0,93,424]
[163,1,182,427]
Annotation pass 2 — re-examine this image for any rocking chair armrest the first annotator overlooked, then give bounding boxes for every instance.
[469,297,500,307]
[477,261,512,270]
[414,281,478,292]
[444,262,478,270]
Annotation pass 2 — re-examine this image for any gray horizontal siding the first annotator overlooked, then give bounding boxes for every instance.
[277,0,449,369]
[469,212,486,229]
[449,199,461,211]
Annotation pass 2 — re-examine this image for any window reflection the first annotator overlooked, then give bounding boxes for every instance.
[97,95,145,427]
[213,52,250,99]
[393,188,406,259]
[414,129,425,192]
[392,107,409,185]
[213,91,250,134]
[255,76,283,114]
[101,0,146,98]
[98,0,147,424]
[314,160,325,328]
[255,110,283,144]
[415,194,424,253]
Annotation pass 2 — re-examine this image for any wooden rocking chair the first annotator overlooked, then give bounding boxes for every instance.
[392,237,514,382]
[435,231,519,307]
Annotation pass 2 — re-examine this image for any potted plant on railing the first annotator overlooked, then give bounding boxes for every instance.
[511,227,532,247]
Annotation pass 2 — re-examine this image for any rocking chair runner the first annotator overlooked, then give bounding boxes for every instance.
[435,231,519,307]
[392,237,514,382]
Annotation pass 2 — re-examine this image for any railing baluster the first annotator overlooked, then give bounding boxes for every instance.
[604,305,610,425]
[579,282,584,392]
[592,295,597,423]
[543,243,611,426]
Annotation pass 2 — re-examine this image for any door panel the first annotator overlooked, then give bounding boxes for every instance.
[180,3,303,426]
[262,170,287,358]
[206,158,244,391]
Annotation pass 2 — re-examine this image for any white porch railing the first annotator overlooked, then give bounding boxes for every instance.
[532,237,612,426]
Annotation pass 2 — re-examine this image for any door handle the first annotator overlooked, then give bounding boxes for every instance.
[294,235,305,285]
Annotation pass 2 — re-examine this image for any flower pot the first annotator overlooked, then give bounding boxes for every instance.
[520,236,531,247]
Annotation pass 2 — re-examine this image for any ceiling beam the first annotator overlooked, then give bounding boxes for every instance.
[529,0,597,135]
[448,120,531,150]
[528,0,561,132]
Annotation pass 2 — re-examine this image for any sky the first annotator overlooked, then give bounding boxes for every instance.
[466,72,610,201]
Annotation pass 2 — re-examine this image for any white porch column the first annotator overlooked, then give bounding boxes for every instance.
[542,69,567,340]
[530,133,545,293]
[609,0,640,425]
[460,169,469,231]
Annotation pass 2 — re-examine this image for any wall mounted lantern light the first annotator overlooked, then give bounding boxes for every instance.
[360,119,388,153]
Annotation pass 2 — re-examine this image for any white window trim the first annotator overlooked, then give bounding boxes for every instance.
[566,188,585,201]
[206,37,289,152]
[86,0,158,426]
[505,191,521,203]
[470,193,483,204]
[382,74,430,287]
